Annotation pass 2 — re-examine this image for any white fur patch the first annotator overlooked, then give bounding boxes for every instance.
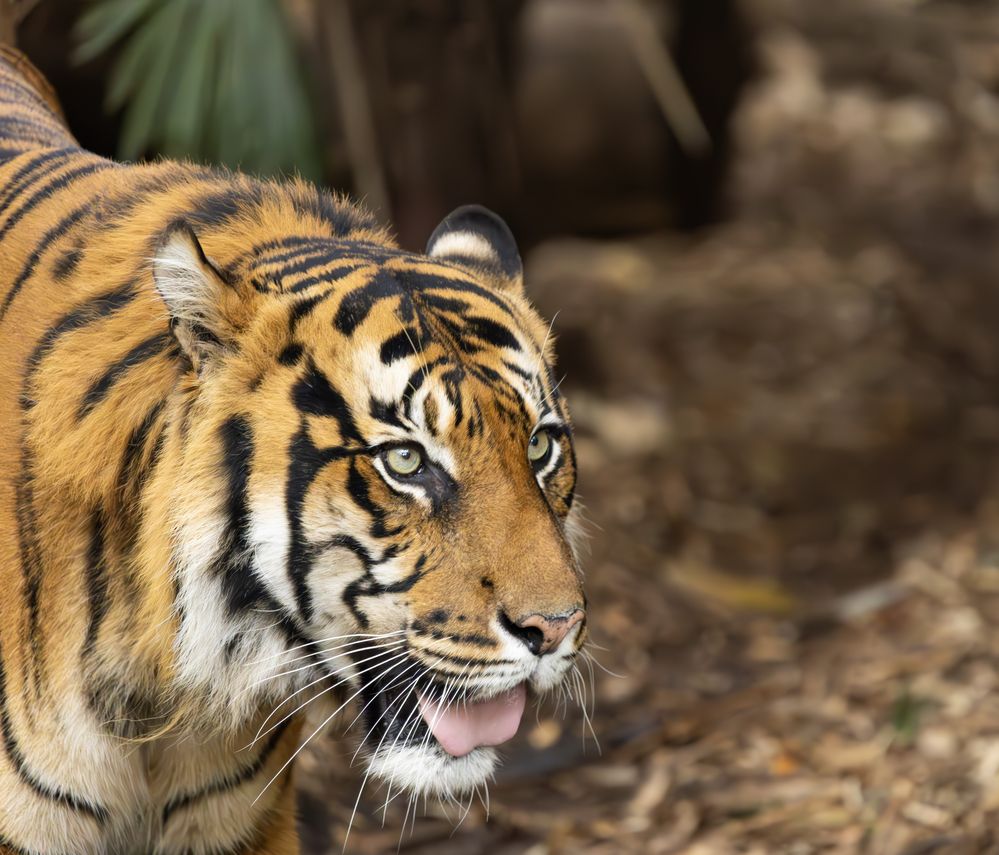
[367,744,498,798]
[152,232,215,325]
[428,231,500,266]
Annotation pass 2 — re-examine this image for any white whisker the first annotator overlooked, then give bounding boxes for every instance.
[248,645,411,748]
[245,629,406,666]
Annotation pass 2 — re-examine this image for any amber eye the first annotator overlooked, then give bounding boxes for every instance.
[384,445,423,476]
[527,429,552,466]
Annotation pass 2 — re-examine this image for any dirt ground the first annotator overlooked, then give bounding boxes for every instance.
[296,1,999,852]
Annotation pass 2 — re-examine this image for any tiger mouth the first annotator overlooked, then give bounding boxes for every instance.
[355,657,527,760]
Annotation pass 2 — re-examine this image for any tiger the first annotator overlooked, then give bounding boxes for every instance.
[0,45,587,855]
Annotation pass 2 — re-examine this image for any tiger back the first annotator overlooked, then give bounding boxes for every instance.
[0,46,586,855]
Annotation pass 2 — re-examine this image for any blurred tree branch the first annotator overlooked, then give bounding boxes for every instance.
[617,0,711,157]
[315,0,390,219]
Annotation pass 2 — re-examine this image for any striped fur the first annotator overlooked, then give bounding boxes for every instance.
[0,47,585,854]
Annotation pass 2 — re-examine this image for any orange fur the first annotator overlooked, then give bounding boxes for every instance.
[0,48,585,853]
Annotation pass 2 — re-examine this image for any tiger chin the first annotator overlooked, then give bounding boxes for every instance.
[0,46,586,854]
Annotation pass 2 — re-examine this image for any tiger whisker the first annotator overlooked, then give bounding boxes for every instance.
[246,638,405,689]
[376,659,462,822]
[532,310,559,390]
[580,647,624,679]
[398,790,417,851]
[571,664,600,753]
[255,650,405,811]
[247,638,407,691]
[378,678,429,825]
[346,651,450,765]
[540,371,568,411]
[346,659,430,764]
[343,666,431,852]
[245,629,406,666]
[248,646,412,749]
[247,637,399,673]
[399,315,431,382]
[580,650,600,719]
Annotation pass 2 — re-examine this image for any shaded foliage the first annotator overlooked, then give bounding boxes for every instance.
[73,0,322,180]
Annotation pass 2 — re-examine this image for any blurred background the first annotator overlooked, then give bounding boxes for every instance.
[7,0,999,851]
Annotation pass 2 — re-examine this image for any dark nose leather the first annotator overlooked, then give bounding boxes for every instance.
[503,608,585,655]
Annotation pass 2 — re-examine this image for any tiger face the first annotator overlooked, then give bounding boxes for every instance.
[153,205,586,798]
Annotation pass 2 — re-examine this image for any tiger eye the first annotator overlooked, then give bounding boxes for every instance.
[527,429,552,464]
[385,445,423,476]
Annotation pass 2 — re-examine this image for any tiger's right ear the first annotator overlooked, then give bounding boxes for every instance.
[152,222,251,373]
[426,205,523,293]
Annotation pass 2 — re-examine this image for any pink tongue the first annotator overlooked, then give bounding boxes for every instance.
[418,684,527,758]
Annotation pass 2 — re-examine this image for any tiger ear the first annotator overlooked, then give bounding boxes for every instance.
[152,221,248,373]
[426,205,523,292]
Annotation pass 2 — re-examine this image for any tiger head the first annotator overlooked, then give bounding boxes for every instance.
[151,204,586,798]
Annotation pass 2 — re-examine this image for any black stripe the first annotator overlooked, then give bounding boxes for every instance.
[419,294,471,315]
[288,291,332,331]
[411,625,496,648]
[0,641,110,823]
[188,185,263,230]
[277,342,303,366]
[292,361,364,444]
[14,462,44,703]
[0,144,26,162]
[379,329,417,365]
[52,244,82,281]
[115,400,166,505]
[82,510,110,659]
[333,269,402,335]
[0,160,110,248]
[272,248,345,281]
[441,366,465,427]
[21,285,137,408]
[214,417,268,615]
[0,114,58,140]
[286,262,362,293]
[14,287,135,704]
[77,332,173,418]
[464,315,521,351]
[502,358,533,383]
[406,270,518,320]
[92,168,212,232]
[414,649,516,669]
[247,235,329,258]
[381,557,427,594]
[161,718,291,825]
[369,397,405,429]
[470,363,529,413]
[285,427,355,619]
[400,358,447,419]
[254,241,331,269]
[340,545,411,628]
[345,460,401,539]
[288,189,378,236]
[0,202,95,323]
[0,146,74,215]
[0,76,66,121]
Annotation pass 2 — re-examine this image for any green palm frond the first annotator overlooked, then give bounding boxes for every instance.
[74,0,323,182]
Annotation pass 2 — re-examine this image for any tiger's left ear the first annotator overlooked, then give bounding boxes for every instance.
[152,221,254,374]
[426,205,523,292]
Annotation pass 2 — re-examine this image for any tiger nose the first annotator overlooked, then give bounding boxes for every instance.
[499,608,585,656]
